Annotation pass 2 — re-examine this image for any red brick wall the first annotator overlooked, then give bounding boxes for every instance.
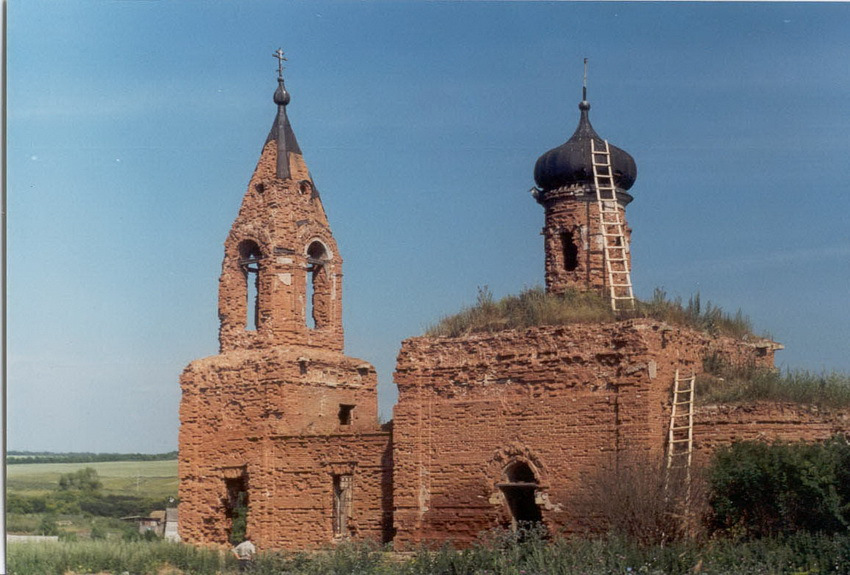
[539,187,632,296]
[693,403,850,464]
[391,319,783,546]
[218,142,344,354]
[179,125,390,550]
[179,346,391,549]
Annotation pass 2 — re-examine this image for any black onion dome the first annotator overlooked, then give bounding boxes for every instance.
[534,100,636,192]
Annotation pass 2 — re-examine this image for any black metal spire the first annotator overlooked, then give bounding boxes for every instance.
[580,57,590,112]
[532,58,637,195]
[269,48,300,180]
[582,58,588,102]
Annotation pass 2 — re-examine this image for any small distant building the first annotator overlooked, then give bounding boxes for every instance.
[123,508,179,539]
[163,507,180,542]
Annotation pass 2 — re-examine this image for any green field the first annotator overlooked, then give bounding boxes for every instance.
[6,459,178,499]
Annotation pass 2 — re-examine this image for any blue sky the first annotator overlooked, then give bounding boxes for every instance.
[8,1,850,453]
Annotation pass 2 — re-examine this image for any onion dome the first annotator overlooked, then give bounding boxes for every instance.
[533,98,636,194]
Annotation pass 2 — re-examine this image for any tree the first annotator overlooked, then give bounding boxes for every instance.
[58,467,102,493]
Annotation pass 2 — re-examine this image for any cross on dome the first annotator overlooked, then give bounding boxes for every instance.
[273,48,287,79]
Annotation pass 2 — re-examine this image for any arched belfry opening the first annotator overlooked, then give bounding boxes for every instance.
[306,240,331,330]
[498,461,544,529]
[238,240,263,331]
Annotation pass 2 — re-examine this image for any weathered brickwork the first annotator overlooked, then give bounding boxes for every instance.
[540,186,633,296]
[218,141,345,354]
[179,85,390,550]
[390,320,797,546]
[693,403,850,463]
[180,76,848,552]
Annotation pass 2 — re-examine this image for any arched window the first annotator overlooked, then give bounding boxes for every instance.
[238,240,262,331]
[306,241,330,329]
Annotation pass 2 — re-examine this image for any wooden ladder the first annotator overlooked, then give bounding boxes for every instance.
[590,139,635,312]
[666,369,695,493]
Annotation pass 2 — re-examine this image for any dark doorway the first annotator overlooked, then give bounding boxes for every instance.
[498,462,544,529]
[224,475,249,545]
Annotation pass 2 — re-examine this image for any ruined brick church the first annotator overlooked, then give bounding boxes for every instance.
[178,59,844,550]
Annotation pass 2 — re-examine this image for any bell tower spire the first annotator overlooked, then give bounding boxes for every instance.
[272,48,293,180]
[217,52,343,353]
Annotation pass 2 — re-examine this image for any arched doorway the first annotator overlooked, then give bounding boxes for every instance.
[498,461,543,529]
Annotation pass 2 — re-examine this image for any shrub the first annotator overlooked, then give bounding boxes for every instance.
[37,515,59,536]
[708,437,850,538]
[582,451,707,546]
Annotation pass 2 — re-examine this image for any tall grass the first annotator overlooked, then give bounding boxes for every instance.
[697,362,850,409]
[7,540,224,575]
[9,533,850,574]
[426,286,755,339]
[637,288,754,339]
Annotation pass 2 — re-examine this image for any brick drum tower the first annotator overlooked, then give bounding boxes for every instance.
[533,62,637,310]
[178,53,392,550]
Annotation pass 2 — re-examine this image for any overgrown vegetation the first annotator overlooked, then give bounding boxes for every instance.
[10,441,850,573]
[425,285,614,337]
[698,356,850,409]
[638,288,754,339]
[8,533,850,574]
[708,437,850,539]
[583,452,706,546]
[426,286,755,339]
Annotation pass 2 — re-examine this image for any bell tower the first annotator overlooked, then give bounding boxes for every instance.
[218,49,343,353]
[179,52,390,550]
[532,61,637,303]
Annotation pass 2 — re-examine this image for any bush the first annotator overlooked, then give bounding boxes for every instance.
[708,437,850,538]
[37,515,59,536]
[582,451,707,546]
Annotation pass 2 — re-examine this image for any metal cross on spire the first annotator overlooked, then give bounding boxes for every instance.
[582,58,588,102]
[273,48,287,80]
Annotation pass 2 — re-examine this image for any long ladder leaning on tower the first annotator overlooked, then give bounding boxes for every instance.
[590,139,636,313]
[665,369,696,500]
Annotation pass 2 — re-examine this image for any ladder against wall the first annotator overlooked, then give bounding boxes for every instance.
[591,139,635,313]
[666,369,696,494]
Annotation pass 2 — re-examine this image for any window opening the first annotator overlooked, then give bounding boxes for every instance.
[306,242,329,330]
[332,474,352,537]
[239,242,263,331]
[306,268,316,329]
[224,475,249,545]
[561,231,579,272]
[338,404,355,426]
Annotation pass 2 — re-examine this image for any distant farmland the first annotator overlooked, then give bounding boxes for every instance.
[7,459,178,499]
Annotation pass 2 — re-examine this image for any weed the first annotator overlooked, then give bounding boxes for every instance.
[426,286,755,340]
